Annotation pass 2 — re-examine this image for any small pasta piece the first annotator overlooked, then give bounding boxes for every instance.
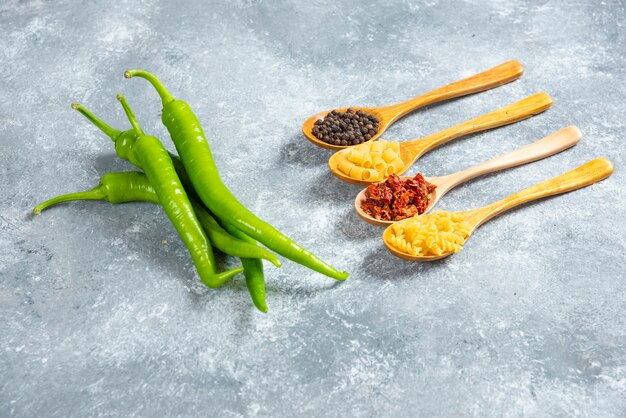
[350,166,377,181]
[349,166,365,180]
[382,148,398,163]
[368,170,381,182]
[361,153,373,168]
[336,156,355,176]
[372,156,386,171]
[370,140,385,154]
[347,149,366,165]
[361,169,377,181]
[385,158,405,175]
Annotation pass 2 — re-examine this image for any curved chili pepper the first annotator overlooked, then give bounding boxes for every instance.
[124,70,349,281]
[34,171,159,211]
[33,171,280,268]
[113,94,242,288]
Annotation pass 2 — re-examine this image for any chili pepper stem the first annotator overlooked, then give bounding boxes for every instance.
[116,94,144,136]
[71,103,122,141]
[33,187,106,215]
[124,70,175,106]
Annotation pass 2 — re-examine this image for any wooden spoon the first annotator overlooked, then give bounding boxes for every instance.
[383,158,614,261]
[329,92,553,185]
[355,126,582,226]
[303,60,524,150]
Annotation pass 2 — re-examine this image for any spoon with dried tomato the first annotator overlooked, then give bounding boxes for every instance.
[354,126,582,226]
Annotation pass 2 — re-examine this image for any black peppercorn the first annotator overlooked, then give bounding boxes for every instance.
[311,108,381,145]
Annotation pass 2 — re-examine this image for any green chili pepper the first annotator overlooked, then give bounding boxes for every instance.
[112,94,242,288]
[124,70,349,281]
[221,221,268,313]
[71,103,269,308]
[33,170,280,268]
[34,171,159,211]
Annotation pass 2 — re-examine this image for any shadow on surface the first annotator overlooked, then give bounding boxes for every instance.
[334,208,380,242]
[93,152,133,176]
[279,133,333,168]
[307,170,360,203]
[361,245,450,280]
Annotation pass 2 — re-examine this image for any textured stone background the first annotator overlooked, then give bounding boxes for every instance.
[1,0,625,416]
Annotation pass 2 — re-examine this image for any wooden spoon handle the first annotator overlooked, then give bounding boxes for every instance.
[379,60,524,123]
[464,158,614,228]
[434,126,582,192]
[406,92,553,156]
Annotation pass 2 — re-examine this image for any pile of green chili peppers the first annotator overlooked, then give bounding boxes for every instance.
[34,71,349,312]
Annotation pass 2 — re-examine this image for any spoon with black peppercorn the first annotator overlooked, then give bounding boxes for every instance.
[354,126,582,226]
[303,60,524,150]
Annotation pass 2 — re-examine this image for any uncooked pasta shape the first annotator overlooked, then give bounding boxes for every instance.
[336,140,404,181]
[387,211,471,256]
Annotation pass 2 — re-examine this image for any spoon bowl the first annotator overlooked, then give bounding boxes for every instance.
[303,107,390,150]
[382,227,452,261]
[382,158,614,261]
[355,126,582,226]
[303,60,525,150]
[329,92,553,186]
[355,173,444,226]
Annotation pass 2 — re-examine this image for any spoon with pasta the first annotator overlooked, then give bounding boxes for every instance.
[303,60,524,150]
[383,158,614,261]
[355,126,582,226]
[328,92,553,185]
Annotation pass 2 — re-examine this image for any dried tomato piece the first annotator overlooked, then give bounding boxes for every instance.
[365,184,382,201]
[362,198,392,220]
[360,172,437,221]
[395,204,418,220]
[365,183,392,204]
[387,174,404,193]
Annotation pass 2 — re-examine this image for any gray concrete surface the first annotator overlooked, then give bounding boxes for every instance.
[1,0,625,416]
